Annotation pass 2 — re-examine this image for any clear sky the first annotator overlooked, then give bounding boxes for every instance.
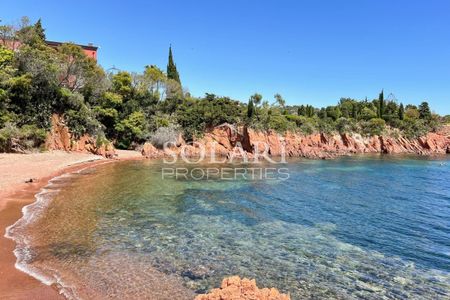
[2,0,450,114]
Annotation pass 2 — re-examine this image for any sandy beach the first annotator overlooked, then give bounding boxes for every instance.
[0,150,142,300]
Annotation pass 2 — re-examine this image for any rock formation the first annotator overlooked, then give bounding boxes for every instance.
[141,124,450,160]
[141,142,162,159]
[195,276,290,300]
[45,114,116,158]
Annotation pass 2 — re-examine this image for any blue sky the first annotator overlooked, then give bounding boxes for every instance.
[2,0,450,114]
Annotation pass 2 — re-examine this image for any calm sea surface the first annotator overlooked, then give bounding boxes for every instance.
[7,156,450,299]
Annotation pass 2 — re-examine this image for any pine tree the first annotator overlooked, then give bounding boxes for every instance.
[378,89,385,119]
[250,93,262,106]
[34,18,46,41]
[398,103,405,120]
[167,46,181,85]
[418,101,431,120]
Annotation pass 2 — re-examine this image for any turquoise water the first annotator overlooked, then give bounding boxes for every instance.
[8,156,450,299]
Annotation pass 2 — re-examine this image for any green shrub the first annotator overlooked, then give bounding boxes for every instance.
[443,115,450,124]
[361,118,386,136]
[336,117,356,134]
[317,119,335,135]
[399,119,428,139]
[0,123,46,152]
[115,111,148,149]
[268,115,296,133]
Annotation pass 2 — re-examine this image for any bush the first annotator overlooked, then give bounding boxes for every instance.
[360,107,378,121]
[0,123,46,152]
[285,114,306,127]
[268,115,295,133]
[66,105,101,139]
[317,119,335,135]
[399,119,429,139]
[176,95,244,141]
[361,118,386,136]
[115,111,148,149]
[150,124,180,149]
[443,115,450,124]
[336,117,356,134]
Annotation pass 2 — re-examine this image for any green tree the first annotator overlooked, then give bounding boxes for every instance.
[418,101,431,120]
[325,106,341,120]
[378,89,384,118]
[274,93,285,107]
[143,65,166,99]
[405,107,420,120]
[398,103,405,120]
[318,107,327,119]
[298,105,306,116]
[115,111,147,148]
[305,105,315,117]
[34,19,46,41]
[57,43,104,93]
[338,98,356,118]
[16,17,45,46]
[112,71,133,98]
[247,99,254,119]
[250,93,263,106]
[360,107,377,121]
[166,46,181,85]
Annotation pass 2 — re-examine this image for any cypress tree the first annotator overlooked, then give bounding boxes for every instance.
[247,99,254,119]
[378,89,385,119]
[167,46,181,85]
[398,103,405,120]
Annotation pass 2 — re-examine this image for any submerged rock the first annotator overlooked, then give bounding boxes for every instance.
[195,276,290,300]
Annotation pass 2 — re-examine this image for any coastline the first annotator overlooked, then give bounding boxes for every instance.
[0,149,448,299]
[0,150,142,300]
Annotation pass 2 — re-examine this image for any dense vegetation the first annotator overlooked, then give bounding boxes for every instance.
[0,18,447,152]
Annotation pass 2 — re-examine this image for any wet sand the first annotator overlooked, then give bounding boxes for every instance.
[0,151,141,299]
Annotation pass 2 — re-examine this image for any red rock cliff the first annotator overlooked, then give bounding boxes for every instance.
[142,124,450,159]
[45,114,116,158]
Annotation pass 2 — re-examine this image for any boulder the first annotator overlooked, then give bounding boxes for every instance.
[141,142,163,158]
[195,276,290,300]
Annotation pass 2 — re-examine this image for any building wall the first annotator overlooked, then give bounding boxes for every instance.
[0,39,98,61]
[82,48,97,60]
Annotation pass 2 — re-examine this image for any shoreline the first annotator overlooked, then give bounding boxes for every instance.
[0,150,142,300]
[0,150,448,299]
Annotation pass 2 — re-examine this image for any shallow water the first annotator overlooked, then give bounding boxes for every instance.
[7,156,450,299]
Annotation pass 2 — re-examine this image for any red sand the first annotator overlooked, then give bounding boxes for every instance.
[0,150,141,299]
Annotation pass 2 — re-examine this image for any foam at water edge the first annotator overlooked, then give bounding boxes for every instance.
[3,165,102,300]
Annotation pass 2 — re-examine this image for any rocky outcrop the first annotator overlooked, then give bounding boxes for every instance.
[195,276,290,300]
[45,114,116,158]
[141,142,164,158]
[141,124,450,160]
